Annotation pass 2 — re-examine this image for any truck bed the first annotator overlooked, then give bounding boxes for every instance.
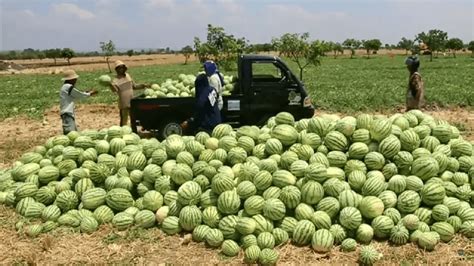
[130,95,195,132]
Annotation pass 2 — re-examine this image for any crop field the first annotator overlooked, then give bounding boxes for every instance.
[0,54,474,265]
[0,54,472,121]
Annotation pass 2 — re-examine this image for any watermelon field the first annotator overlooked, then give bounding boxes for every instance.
[0,54,473,120]
[0,54,474,265]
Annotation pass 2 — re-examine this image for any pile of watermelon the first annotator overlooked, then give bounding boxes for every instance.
[142,73,237,99]
[1,110,474,265]
[98,73,237,99]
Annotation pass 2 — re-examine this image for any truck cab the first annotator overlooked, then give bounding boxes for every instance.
[130,54,314,139]
[224,55,313,126]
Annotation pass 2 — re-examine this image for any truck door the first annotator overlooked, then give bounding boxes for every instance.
[245,60,300,125]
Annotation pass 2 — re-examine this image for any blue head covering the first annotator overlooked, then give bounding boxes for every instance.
[405,56,420,67]
[203,60,217,76]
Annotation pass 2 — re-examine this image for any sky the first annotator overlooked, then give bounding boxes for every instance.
[0,0,473,51]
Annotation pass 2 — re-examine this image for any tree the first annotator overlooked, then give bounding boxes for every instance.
[415,29,448,61]
[126,49,134,57]
[193,24,247,70]
[445,38,464,58]
[272,32,324,80]
[100,40,116,73]
[331,42,344,58]
[362,39,382,58]
[398,37,415,55]
[45,48,62,65]
[468,41,474,57]
[61,48,75,65]
[342,38,361,59]
[37,52,46,60]
[250,43,273,53]
[181,45,194,65]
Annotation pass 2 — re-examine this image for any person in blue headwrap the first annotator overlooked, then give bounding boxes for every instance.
[405,56,424,111]
[203,60,225,110]
[181,73,222,134]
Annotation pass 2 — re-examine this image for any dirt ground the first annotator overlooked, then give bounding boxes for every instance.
[1,54,196,75]
[0,104,473,264]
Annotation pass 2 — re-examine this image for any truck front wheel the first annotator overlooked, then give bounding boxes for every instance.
[157,120,183,140]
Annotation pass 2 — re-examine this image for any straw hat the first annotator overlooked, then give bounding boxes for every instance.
[62,69,79,81]
[115,60,127,69]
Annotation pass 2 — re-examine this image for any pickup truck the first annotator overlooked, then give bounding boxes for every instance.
[130,54,315,139]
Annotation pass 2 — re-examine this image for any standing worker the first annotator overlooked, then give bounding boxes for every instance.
[181,73,222,134]
[203,60,224,110]
[405,56,425,111]
[110,60,150,126]
[59,69,97,134]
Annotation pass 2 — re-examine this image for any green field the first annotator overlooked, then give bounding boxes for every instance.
[0,54,472,120]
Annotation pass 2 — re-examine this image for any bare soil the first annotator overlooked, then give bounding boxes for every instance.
[1,54,196,75]
[0,105,473,264]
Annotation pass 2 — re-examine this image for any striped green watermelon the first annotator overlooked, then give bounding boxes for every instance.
[300,180,324,205]
[432,124,452,144]
[106,188,134,211]
[371,215,394,239]
[311,229,334,253]
[339,207,362,230]
[179,205,202,231]
[292,219,316,246]
[379,135,401,159]
[316,197,340,219]
[359,196,384,219]
[431,222,455,242]
[421,182,446,206]
[324,131,348,152]
[370,119,392,142]
[411,157,439,181]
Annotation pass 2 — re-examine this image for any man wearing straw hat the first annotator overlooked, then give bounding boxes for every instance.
[110,60,150,126]
[59,69,97,134]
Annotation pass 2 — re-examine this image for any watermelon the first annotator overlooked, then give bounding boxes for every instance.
[292,219,316,246]
[359,245,382,265]
[339,207,362,230]
[311,229,334,253]
[325,131,348,152]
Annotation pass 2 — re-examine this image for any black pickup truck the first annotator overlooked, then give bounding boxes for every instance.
[130,54,315,139]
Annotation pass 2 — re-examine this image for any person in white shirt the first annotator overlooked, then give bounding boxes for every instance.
[59,69,97,134]
[203,60,224,110]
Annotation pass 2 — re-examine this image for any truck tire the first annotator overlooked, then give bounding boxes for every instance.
[158,120,183,140]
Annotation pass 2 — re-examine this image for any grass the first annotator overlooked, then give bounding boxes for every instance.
[0,54,472,120]
[303,54,474,112]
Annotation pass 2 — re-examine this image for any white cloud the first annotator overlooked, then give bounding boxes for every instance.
[96,0,115,7]
[216,0,243,13]
[146,0,175,9]
[51,3,95,20]
[22,9,35,17]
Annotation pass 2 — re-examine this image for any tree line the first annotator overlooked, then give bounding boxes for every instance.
[0,46,177,62]
[2,26,473,78]
[189,25,474,80]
